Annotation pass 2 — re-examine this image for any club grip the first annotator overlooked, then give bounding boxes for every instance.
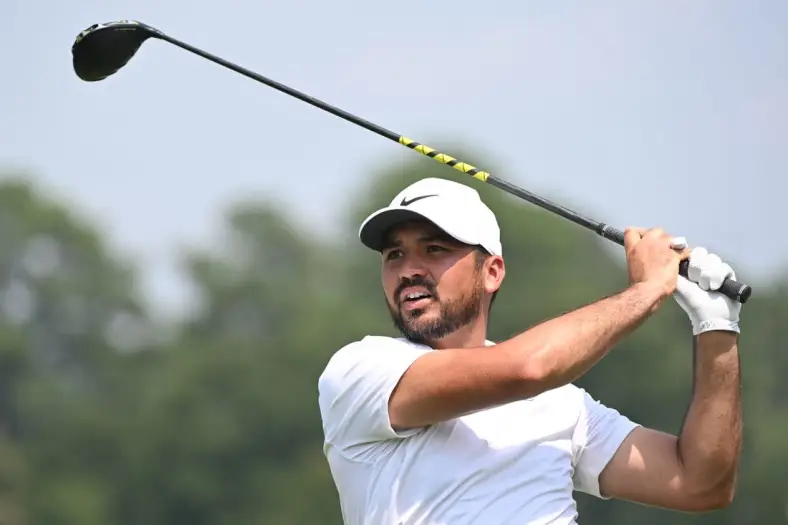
[678,260,752,304]
[597,225,751,304]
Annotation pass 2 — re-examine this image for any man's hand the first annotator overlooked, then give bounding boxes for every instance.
[673,247,741,335]
[624,227,689,301]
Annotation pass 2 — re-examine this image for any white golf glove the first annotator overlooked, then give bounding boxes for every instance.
[671,243,741,335]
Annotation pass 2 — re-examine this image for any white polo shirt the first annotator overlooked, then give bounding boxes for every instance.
[318,336,639,525]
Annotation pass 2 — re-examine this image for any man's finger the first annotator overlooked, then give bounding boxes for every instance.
[644,227,665,240]
[624,227,647,251]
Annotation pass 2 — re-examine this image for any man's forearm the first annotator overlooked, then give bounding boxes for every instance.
[678,331,742,502]
[514,281,665,393]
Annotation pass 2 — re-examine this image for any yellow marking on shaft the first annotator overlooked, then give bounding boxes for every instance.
[415,144,434,155]
[398,136,490,182]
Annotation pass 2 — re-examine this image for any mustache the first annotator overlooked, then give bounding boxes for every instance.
[394,276,438,305]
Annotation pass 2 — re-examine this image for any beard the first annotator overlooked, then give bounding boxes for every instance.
[386,273,484,346]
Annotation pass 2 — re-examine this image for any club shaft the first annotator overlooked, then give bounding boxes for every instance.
[158,35,404,142]
[152,31,750,304]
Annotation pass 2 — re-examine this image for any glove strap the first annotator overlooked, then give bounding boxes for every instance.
[695,319,740,336]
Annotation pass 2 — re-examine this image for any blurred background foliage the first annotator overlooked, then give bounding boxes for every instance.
[0,148,785,524]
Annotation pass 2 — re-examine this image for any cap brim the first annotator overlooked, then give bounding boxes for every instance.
[359,208,431,252]
[359,205,482,253]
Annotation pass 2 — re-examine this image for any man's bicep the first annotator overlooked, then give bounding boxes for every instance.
[598,427,688,504]
[599,426,731,512]
[388,344,532,431]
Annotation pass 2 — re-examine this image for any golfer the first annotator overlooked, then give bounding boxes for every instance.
[318,177,742,524]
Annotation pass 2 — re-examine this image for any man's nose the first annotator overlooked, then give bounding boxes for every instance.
[398,253,428,280]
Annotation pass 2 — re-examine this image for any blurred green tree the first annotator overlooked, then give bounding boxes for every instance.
[110,199,346,524]
[0,176,152,525]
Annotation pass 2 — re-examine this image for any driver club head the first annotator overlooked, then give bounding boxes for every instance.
[72,20,159,82]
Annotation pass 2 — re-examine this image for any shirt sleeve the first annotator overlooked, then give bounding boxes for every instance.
[572,387,641,498]
[317,337,432,462]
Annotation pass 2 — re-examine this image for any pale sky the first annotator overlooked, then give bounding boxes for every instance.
[3,0,786,313]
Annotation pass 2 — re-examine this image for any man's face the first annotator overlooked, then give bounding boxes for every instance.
[380,220,499,345]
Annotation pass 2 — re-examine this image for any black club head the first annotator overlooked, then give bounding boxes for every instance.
[72,20,159,82]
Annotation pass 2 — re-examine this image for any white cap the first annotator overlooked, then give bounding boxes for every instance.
[358,177,502,256]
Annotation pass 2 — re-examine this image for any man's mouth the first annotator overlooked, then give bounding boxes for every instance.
[399,289,433,310]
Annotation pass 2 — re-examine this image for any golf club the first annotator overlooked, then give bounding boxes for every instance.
[71,20,752,304]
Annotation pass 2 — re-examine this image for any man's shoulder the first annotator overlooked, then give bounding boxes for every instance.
[326,335,423,363]
[318,336,426,385]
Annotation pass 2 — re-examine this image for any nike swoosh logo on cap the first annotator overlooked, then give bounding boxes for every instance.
[400,194,438,206]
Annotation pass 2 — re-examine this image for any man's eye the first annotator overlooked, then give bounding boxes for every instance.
[385,250,403,260]
[427,245,446,253]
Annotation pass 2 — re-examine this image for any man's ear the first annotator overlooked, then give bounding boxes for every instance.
[484,255,505,295]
